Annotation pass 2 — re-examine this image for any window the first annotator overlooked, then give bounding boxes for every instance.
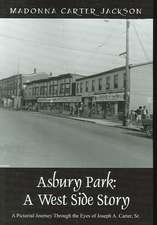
[98,78,102,90]
[40,86,47,96]
[29,88,32,96]
[59,78,71,96]
[85,81,89,92]
[40,86,44,95]
[65,78,71,83]
[54,85,58,96]
[114,74,118,88]
[106,77,110,89]
[123,73,126,88]
[49,85,53,95]
[36,87,39,96]
[44,86,48,96]
[86,81,88,92]
[80,82,83,93]
[50,81,58,96]
[54,80,57,85]
[60,83,64,94]
[32,87,35,96]
[65,83,70,95]
[92,80,95,91]
[76,83,79,93]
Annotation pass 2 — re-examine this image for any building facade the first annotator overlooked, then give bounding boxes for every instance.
[76,62,153,120]
[129,62,153,114]
[76,66,126,119]
[0,74,22,109]
[0,69,50,109]
[0,62,152,120]
[24,73,84,114]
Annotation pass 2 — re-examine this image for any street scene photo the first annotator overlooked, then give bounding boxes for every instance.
[0,19,153,167]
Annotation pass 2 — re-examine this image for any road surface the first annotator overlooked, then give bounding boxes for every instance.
[0,109,153,167]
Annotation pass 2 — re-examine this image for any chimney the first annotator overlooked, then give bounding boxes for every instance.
[49,72,52,76]
[33,68,37,74]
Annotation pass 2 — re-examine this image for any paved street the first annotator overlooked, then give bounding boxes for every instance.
[0,109,153,167]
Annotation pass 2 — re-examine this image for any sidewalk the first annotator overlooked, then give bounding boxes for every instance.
[39,110,142,132]
[68,116,142,131]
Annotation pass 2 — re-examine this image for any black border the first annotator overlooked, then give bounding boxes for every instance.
[0,0,155,225]
[0,0,154,18]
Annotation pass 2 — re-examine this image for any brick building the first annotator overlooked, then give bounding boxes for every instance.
[0,68,50,109]
[0,74,22,109]
[0,62,152,119]
[24,73,84,113]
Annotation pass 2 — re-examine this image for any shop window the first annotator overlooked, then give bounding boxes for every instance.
[114,74,118,88]
[98,78,102,90]
[106,77,110,89]
[85,81,89,92]
[92,80,95,92]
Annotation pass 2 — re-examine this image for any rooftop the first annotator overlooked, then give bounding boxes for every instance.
[22,72,50,83]
[76,66,126,81]
[23,73,84,85]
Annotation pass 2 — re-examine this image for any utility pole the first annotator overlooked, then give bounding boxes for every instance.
[123,19,130,126]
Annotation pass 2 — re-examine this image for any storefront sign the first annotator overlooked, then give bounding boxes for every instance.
[83,93,95,97]
[94,93,124,102]
[37,96,81,103]
[37,98,53,103]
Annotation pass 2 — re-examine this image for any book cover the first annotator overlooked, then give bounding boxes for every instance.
[0,0,155,224]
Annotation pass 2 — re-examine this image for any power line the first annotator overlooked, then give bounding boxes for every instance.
[132,22,150,61]
[0,33,119,58]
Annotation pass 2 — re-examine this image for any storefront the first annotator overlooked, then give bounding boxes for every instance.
[23,97,38,111]
[80,93,124,119]
[81,96,93,117]
[37,96,82,115]
[1,97,13,108]
[93,93,124,119]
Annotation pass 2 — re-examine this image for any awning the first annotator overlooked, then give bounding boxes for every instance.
[37,96,81,103]
[94,93,124,102]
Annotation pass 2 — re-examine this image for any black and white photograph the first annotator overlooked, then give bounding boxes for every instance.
[0,19,153,168]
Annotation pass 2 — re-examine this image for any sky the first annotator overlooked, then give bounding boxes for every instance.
[0,19,153,79]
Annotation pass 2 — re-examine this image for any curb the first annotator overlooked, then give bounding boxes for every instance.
[39,111,142,132]
[70,117,97,124]
[115,125,141,132]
